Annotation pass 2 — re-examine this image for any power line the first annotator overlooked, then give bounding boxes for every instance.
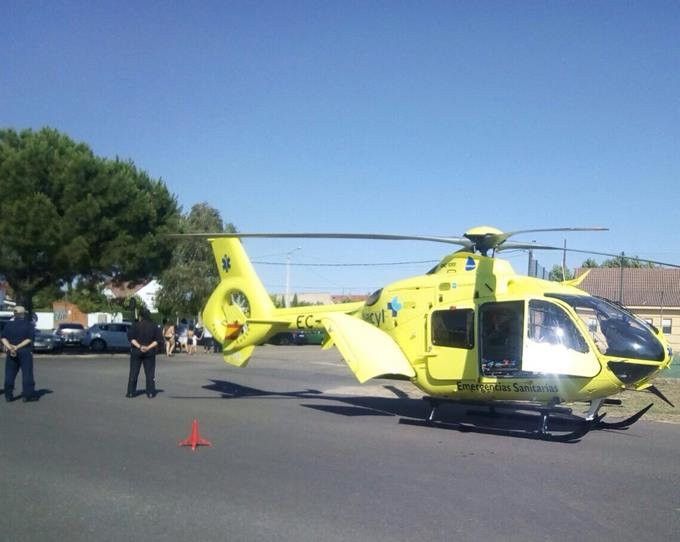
[252,259,438,268]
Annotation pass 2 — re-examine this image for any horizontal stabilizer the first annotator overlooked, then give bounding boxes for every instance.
[223,345,255,368]
[320,313,415,383]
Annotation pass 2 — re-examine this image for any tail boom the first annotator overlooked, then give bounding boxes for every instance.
[201,236,415,383]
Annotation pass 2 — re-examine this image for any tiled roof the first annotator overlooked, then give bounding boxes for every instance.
[104,280,147,299]
[574,268,680,307]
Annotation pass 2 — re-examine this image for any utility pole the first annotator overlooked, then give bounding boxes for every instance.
[285,247,301,308]
[527,239,537,277]
[618,251,625,304]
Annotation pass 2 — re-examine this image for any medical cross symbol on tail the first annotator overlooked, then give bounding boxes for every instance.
[222,255,231,273]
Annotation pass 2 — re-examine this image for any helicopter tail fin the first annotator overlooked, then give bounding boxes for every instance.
[202,237,276,366]
[564,269,591,287]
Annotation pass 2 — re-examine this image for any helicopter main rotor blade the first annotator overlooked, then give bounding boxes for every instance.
[172,228,679,267]
[505,227,609,237]
[172,232,474,247]
[463,226,608,254]
[492,227,609,249]
[172,227,609,254]
[499,242,680,268]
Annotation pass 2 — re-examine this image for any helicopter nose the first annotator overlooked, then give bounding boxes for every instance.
[607,360,661,388]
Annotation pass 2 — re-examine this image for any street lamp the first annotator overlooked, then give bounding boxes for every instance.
[285,247,301,308]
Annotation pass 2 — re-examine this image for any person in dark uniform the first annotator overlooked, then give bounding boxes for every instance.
[126,308,164,398]
[1,306,38,402]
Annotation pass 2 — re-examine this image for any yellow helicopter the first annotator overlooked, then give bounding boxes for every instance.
[188,226,675,441]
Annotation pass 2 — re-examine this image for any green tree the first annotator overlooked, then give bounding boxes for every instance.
[548,265,574,282]
[156,202,236,319]
[270,294,285,308]
[578,256,655,270]
[65,282,111,313]
[601,255,655,268]
[0,127,180,313]
[581,258,599,268]
[32,284,62,311]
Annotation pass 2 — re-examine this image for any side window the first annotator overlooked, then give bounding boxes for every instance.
[528,300,588,353]
[431,309,474,349]
[99,324,109,331]
[662,318,672,335]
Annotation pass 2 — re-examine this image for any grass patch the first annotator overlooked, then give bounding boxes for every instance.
[572,378,680,424]
[665,354,680,378]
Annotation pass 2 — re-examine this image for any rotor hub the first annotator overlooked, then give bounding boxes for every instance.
[463,226,506,255]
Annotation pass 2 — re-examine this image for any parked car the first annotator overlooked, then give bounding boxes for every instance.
[33,329,64,353]
[82,322,132,352]
[267,331,306,345]
[55,322,86,347]
[267,330,327,345]
[301,329,327,345]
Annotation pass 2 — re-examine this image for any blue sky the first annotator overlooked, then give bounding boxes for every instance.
[3,1,679,294]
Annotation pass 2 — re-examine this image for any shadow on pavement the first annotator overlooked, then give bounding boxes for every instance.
[197,379,593,442]
[201,378,429,420]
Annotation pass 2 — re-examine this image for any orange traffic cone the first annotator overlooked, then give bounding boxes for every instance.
[179,419,212,451]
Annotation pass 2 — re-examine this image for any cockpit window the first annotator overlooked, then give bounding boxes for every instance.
[528,300,588,353]
[546,294,665,361]
[365,289,382,307]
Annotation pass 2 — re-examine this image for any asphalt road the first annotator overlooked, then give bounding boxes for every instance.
[1,347,678,542]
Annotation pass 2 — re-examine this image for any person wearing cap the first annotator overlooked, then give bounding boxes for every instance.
[126,308,164,398]
[1,306,38,402]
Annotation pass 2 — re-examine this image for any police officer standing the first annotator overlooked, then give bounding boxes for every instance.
[1,306,38,402]
[126,308,164,398]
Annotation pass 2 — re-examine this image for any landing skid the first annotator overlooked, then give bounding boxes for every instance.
[398,396,653,442]
[586,398,654,430]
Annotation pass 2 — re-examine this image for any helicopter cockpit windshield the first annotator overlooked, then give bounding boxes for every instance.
[546,294,666,362]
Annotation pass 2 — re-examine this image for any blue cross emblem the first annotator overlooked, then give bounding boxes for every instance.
[221,255,231,273]
[388,296,403,317]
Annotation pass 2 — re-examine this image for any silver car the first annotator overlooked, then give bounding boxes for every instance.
[34,329,64,353]
[82,322,132,352]
[55,322,86,347]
